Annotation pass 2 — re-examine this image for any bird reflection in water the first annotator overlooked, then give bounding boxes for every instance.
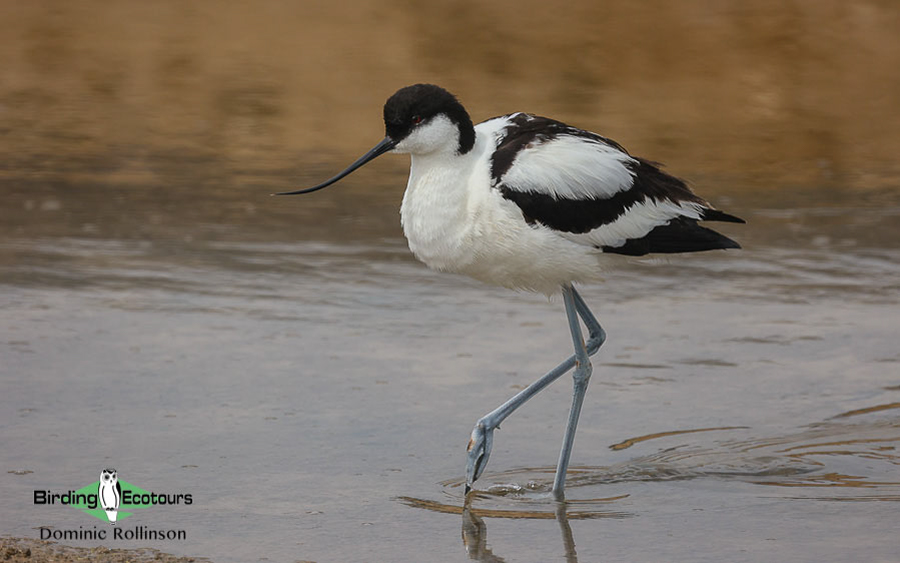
[461,499,580,563]
[400,488,631,562]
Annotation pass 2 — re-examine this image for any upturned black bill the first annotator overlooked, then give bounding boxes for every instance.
[274,136,397,196]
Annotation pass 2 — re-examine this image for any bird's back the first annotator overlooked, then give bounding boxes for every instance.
[482,113,744,256]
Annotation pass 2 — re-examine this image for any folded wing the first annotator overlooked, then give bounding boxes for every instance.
[490,113,744,256]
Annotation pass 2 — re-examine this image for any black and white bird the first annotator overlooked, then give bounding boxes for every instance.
[277,84,743,499]
[98,468,121,525]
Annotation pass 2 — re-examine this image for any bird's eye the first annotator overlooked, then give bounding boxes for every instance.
[412,115,422,125]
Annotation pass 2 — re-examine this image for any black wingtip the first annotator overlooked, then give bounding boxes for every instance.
[721,237,741,250]
[602,218,743,256]
[702,209,746,224]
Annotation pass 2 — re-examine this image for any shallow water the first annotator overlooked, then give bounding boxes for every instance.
[2,2,900,562]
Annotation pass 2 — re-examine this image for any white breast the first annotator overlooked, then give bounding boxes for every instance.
[400,151,478,272]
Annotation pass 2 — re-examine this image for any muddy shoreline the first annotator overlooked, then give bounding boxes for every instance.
[0,537,210,563]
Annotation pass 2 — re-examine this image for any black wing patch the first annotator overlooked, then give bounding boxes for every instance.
[500,184,641,233]
[602,217,742,256]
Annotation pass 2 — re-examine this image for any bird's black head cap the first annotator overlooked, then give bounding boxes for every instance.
[383,84,475,154]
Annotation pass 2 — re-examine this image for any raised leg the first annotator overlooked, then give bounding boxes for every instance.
[465,285,606,496]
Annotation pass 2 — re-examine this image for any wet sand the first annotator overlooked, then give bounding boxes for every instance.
[1,537,207,563]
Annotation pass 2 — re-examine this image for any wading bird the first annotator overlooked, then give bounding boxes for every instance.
[277,84,743,499]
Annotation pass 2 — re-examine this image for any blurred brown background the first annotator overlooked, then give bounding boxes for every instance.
[2,0,898,193]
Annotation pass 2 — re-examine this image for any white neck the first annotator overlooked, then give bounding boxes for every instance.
[399,147,477,271]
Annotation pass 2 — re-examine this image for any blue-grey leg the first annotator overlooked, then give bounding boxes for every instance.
[465,284,606,497]
[551,284,605,498]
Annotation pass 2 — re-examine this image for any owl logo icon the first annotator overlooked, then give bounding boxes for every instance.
[98,468,121,525]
